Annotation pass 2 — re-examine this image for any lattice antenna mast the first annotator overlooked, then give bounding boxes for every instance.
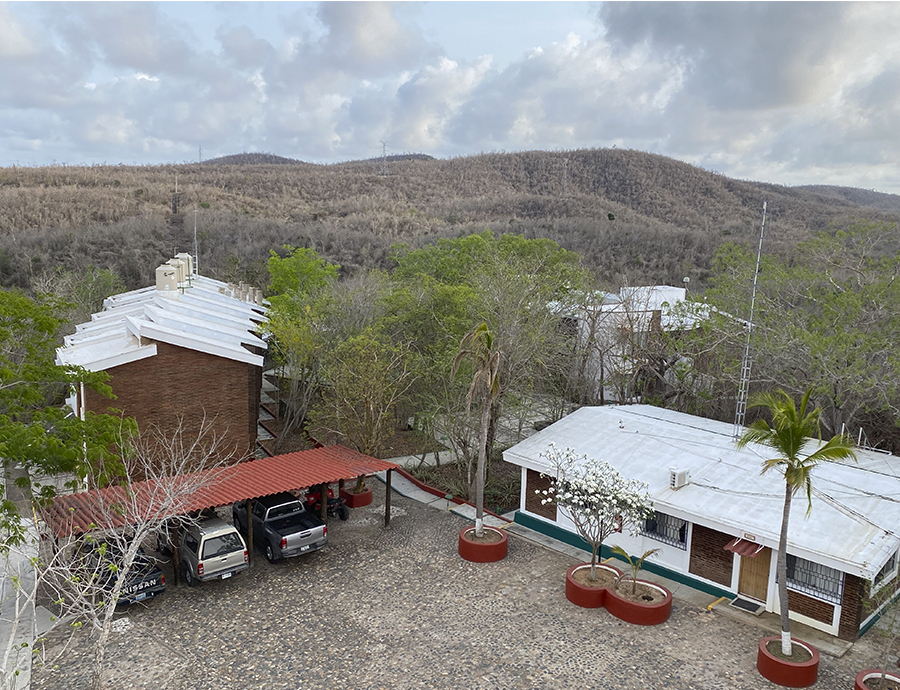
[733,201,768,439]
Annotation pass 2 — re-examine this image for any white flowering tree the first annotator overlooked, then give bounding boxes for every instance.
[539,443,653,581]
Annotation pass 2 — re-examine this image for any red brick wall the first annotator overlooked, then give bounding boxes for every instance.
[524,469,557,521]
[839,574,864,641]
[788,589,835,625]
[83,341,258,462]
[688,524,734,586]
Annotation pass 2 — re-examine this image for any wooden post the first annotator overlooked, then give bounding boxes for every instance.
[385,469,392,527]
[246,498,254,565]
[320,484,327,522]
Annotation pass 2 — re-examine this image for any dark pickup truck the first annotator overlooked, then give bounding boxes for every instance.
[232,492,328,562]
[87,543,166,606]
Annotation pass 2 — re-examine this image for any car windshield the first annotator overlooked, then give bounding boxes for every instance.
[201,532,243,559]
[268,503,300,520]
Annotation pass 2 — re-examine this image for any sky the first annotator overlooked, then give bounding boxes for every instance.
[3,1,900,193]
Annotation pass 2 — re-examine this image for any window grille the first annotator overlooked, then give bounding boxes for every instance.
[642,512,687,550]
[875,551,899,589]
[785,554,844,604]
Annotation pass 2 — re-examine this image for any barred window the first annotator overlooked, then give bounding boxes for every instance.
[875,551,899,589]
[786,555,844,604]
[642,511,688,550]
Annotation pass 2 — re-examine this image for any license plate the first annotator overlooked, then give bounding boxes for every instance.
[221,572,232,579]
[300,545,310,552]
[135,593,147,601]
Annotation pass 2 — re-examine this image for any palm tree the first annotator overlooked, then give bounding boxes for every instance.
[452,323,502,538]
[737,389,856,656]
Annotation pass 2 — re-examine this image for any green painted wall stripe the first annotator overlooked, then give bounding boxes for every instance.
[514,510,735,600]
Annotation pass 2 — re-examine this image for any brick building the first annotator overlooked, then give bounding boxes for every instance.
[56,256,267,462]
[504,404,900,641]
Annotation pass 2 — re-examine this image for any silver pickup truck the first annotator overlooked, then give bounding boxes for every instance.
[232,492,328,563]
[179,517,249,586]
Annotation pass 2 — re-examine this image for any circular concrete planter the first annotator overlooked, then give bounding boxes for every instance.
[855,670,900,690]
[340,486,373,508]
[565,563,620,608]
[458,526,508,563]
[606,580,673,625]
[757,636,819,688]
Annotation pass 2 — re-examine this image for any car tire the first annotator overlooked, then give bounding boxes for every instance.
[339,505,350,521]
[183,564,196,587]
[265,543,278,563]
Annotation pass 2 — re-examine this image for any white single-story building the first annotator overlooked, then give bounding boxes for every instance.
[503,404,900,640]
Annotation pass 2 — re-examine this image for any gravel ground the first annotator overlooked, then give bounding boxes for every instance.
[32,481,886,689]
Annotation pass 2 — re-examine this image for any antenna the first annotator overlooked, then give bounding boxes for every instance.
[193,209,200,275]
[733,201,768,439]
[380,141,387,175]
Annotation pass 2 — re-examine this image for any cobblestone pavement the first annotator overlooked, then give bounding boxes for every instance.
[33,481,882,690]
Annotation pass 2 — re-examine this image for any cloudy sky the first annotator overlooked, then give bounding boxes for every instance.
[3,2,900,193]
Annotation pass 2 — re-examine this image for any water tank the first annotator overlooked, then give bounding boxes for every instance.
[155,265,178,293]
[166,258,186,285]
[175,252,194,277]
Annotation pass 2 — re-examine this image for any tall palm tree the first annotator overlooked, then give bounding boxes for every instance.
[452,323,502,538]
[737,389,856,656]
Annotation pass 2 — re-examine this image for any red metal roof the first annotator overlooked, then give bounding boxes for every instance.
[44,445,399,538]
[724,537,765,558]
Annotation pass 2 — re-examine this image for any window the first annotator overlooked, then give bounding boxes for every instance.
[642,511,688,550]
[875,551,899,589]
[201,532,244,560]
[785,555,844,604]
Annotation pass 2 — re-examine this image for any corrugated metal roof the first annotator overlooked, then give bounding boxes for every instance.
[725,537,765,558]
[43,445,398,538]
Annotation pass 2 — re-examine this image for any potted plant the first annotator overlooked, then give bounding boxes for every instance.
[453,323,508,563]
[738,389,856,688]
[855,587,900,690]
[538,443,653,608]
[340,474,373,508]
[606,546,673,625]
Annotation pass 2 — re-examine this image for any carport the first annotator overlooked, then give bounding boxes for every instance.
[43,445,400,581]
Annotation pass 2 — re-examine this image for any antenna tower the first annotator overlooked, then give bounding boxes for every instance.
[733,201,768,439]
[193,209,200,275]
[380,141,387,176]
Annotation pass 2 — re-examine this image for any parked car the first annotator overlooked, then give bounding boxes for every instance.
[85,542,166,605]
[179,517,249,587]
[232,492,328,563]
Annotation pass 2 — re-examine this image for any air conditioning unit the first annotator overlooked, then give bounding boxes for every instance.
[669,468,690,490]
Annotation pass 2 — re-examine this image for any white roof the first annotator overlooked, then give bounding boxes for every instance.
[57,274,267,370]
[503,404,900,581]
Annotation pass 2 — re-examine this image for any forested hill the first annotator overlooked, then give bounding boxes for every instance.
[1,148,898,292]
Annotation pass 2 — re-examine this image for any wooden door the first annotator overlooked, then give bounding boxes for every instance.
[738,547,771,602]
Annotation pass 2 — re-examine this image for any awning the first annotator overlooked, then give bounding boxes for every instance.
[725,537,766,558]
[43,445,399,538]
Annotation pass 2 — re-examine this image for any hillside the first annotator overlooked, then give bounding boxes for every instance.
[1,148,898,292]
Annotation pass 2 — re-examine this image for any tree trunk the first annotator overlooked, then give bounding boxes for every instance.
[778,481,793,656]
[590,543,599,581]
[474,386,491,538]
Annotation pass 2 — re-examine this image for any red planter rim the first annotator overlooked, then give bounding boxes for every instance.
[458,526,508,563]
[757,636,820,688]
[855,670,900,690]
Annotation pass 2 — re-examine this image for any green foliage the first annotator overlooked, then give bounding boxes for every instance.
[0,287,133,546]
[610,545,662,595]
[266,245,340,317]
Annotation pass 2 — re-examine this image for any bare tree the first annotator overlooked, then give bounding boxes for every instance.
[34,420,232,690]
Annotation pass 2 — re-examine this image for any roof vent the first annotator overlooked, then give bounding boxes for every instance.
[669,468,690,490]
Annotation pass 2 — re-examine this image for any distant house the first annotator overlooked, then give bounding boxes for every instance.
[504,404,900,640]
[561,286,710,403]
[56,254,268,462]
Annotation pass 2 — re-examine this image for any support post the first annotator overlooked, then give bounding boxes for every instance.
[320,484,327,522]
[385,469,392,527]
[246,498,254,564]
[172,528,181,587]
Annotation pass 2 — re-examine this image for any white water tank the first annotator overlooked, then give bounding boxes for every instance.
[175,252,194,277]
[155,265,178,293]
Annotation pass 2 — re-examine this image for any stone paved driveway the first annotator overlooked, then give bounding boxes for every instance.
[33,482,882,689]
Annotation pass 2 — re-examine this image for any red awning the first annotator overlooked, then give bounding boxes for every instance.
[43,445,398,538]
[725,537,766,558]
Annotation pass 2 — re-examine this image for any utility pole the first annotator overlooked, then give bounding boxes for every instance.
[380,141,387,176]
[733,201,768,439]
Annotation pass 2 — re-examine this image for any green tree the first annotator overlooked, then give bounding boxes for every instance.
[452,323,502,538]
[737,389,856,656]
[266,245,340,317]
[309,328,418,462]
[0,288,130,545]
